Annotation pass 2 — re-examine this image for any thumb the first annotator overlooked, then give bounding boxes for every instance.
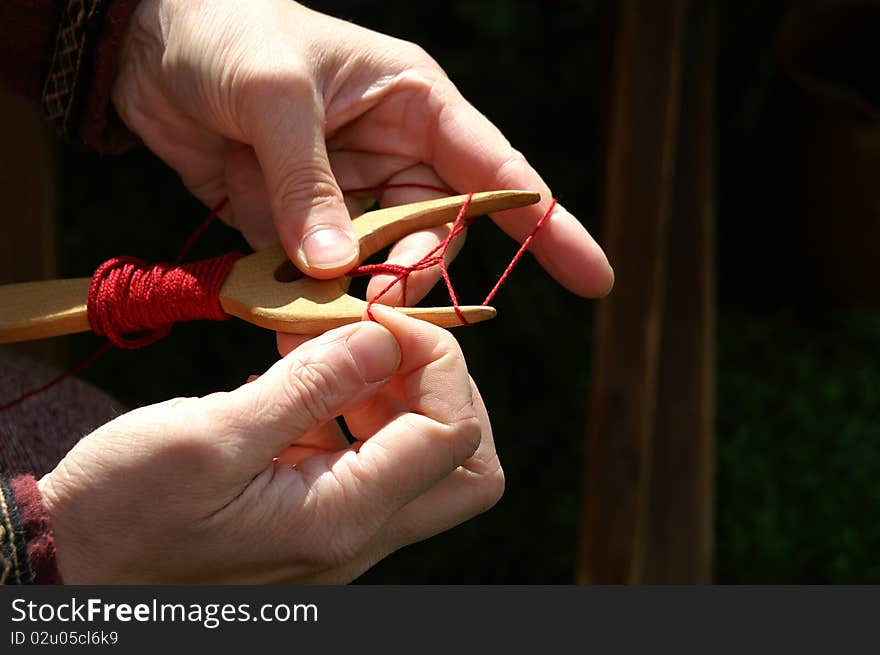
[217,321,401,474]
[248,84,359,279]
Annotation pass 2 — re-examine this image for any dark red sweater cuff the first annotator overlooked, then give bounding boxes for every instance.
[1,474,62,585]
[83,0,143,152]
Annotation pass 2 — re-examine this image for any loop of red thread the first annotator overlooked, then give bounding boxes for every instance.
[349,191,477,324]
[86,253,242,349]
[348,192,556,325]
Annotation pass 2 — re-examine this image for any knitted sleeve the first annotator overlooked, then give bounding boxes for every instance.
[0,475,62,585]
[0,0,141,152]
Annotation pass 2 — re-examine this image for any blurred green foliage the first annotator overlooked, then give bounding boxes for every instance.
[717,308,880,582]
[52,0,880,583]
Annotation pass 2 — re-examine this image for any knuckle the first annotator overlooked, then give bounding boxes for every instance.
[200,390,247,432]
[239,60,313,114]
[274,165,341,215]
[255,61,312,92]
[435,327,465,361]
[126,399,218,465]
[138,412,224,473]
[313,471,377,568]
[129,395,196,421]
[162,433,221,469]
[105,395,235,482]
[393,39,438,69]
[494,148,528,185]
[281,358,349,429]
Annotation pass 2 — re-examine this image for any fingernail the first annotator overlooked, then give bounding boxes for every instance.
[346,322,401,383]
[601,265,615,297]
[298,227,358,270]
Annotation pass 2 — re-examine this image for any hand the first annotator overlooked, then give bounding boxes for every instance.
[113,0,613,303]
[38,307,503,583]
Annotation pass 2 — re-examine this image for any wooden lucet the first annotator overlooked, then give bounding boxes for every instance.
[0,191,540,343]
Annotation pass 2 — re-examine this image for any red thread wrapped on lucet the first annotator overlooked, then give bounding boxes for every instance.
[87,254,243,349]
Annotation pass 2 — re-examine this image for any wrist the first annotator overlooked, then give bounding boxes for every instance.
[37,471,97,585]
[1,475,62,584]
[34,474,69,583]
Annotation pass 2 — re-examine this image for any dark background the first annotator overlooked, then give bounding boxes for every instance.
[51,1,880,583]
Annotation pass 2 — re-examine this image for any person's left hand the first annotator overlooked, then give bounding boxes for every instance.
[40,306,503,583]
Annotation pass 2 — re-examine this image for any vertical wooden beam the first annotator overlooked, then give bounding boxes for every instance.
[643,1,716,584]
[0,89,61,367]
[576,0,688,584]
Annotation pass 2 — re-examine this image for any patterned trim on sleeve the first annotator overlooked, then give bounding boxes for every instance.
[0,476,34,585]
[40,0,110,141]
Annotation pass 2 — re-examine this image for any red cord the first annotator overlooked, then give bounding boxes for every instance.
[349,192,477,324]
[482,198,556,305]
[349,194,557,320]
[87,253,242,349]
[173,197,229,264]
[0,343,112,412]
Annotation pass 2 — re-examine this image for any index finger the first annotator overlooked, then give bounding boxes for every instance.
[429,85,614,298]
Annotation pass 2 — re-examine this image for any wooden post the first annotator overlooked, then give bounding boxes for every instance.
[577,0,720,583]
[642,1,716,584]
[577,0,688,584]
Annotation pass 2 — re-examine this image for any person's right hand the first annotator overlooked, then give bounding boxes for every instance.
[38,306,503,584]
[113,0,613,303]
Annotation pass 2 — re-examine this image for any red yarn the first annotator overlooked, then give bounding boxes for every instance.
[0,343,112,412]
[350,192,477,324]
[482,197,556,305]
[0,200,238,411]
[349,193,556,322]
[174,197,229,263]
[87,253,242,349]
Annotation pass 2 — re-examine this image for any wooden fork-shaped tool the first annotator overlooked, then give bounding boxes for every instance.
[0,190,541,343]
